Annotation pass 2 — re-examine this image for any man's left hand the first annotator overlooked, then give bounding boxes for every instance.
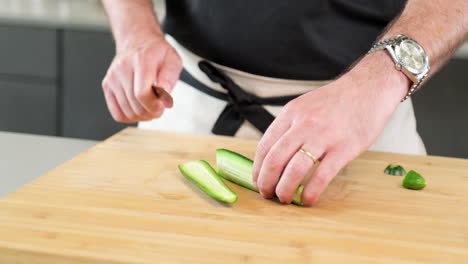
[252,53,409,206]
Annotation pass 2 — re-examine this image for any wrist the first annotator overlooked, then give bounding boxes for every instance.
[116,26,164,54]
[346,51,410,104]
[107,1,164,53]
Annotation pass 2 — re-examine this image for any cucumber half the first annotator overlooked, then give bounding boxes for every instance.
[178,160,238,204]
[216,149,304,205]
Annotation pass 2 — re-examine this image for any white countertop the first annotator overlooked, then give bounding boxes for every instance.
[0,131,97,198]
[0,0,466,57]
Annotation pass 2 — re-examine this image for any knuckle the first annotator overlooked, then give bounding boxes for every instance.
[283,101,296,113]
[319,126,336,139]
[256,141,269,157]
[101,78,109,92]
[115,57,130,70]
[102,72,120,92]
[303,113,320,125]
[148,52,161,62]
[102,75,116,92]
[134,51,147,66]
[265,156,283,172]
[287,165,304,181]
[139,47,159,63]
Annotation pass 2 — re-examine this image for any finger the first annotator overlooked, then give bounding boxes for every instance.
[252,114,291,188]
[302,150,350,206]
[156,50,182,95]
[111,80,136,121]
[133,54,166,116]
[128,91,155,120]
[275,145,324,204]
[256,128,304,199]
[103,89,130,123]
[115,65,152,120]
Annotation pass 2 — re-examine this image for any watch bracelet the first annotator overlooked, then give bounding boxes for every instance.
[402,72,428,101]
[367,34,424,102]
[367,34,408,54]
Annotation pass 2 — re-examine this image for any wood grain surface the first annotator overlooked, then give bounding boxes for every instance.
[0,127,467,263]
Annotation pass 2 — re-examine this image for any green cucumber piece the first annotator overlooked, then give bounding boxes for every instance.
[216,149,304,205]
[384,164,407,176]
[178,160,238,204]
[292,185,305,206]
[216,149,257,192]
[402,170,426,190]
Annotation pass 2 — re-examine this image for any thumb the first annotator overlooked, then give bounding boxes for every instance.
[156,49,182,94]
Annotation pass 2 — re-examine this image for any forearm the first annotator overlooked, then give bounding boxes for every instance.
[346,0,468,104]
[101,0,163,53]
[381,0,468,75]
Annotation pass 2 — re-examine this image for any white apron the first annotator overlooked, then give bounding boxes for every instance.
[139,36,426,155]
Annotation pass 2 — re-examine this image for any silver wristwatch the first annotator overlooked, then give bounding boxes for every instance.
[368,34,430,101]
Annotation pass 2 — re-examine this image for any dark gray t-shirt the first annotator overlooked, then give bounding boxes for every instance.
[163,0,407,80]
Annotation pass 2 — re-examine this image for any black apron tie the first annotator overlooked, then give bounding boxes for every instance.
[180,61,303,136]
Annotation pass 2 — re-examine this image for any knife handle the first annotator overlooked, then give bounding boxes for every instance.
[152,85,174,108]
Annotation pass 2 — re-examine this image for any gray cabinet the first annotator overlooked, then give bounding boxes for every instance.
[0,25,130,139]
[0,25,58,136]
[0,80,56,135]
[0,25,57,79]
[61,30,133,140]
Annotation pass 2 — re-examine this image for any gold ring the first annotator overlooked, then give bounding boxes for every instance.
[300,148,318,164]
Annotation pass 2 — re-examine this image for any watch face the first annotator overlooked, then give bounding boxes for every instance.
[396,39,429,74]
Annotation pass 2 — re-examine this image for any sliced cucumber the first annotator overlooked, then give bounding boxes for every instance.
[216,149,304,205]
[402,170,426,190]
[384,164,407,176]
[292,185,305,206]
[178,160,238,204]
[216,149,257,192]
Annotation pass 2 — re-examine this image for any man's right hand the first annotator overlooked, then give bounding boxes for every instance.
[102,35,182,123]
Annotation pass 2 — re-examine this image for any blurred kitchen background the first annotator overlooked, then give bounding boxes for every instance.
[0,0,467,158]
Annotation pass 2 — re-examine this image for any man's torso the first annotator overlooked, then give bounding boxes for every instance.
[163,0,407,80]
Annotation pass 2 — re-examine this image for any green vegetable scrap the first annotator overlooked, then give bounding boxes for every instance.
[216,148,304,206]
[178,160,238,204]
[402,170,426,190]
[384,164,407,176]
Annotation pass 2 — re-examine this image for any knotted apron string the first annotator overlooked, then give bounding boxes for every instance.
[179,61,303,136]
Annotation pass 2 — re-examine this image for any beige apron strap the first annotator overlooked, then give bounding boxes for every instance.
[139,35,426,155]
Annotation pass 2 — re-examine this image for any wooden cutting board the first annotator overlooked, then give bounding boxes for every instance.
[0,127,467,263]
